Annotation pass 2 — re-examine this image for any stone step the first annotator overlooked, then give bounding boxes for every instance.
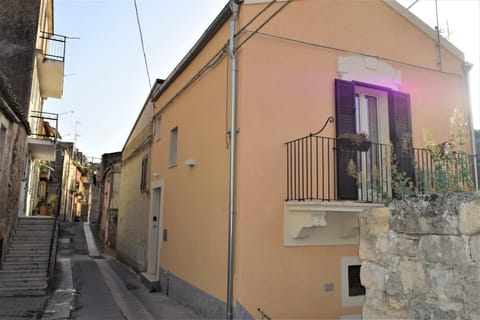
[0,286,47,297]
[10,239,51,248]
[7,248,50,255]
[12,235,53,241]
[0,277,47,288]
[0,270,48,279]
[15,229,54,235]
[0,261,48,271]
[17,217,55,224]
[4,255,49,263]
[16,221,55,227]
[16,222,55,228]
[12,236,53,242]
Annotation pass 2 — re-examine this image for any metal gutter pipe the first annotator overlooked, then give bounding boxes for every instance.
[227,1,241,319]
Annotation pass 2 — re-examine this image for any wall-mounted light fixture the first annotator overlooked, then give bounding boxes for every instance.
[185,159,196,167]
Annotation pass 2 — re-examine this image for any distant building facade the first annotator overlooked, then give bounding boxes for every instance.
[98,152,122,248]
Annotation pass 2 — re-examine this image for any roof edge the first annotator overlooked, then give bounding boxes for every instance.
[122,79,164,153]
[152,2,232,101]
[383,0,465,61]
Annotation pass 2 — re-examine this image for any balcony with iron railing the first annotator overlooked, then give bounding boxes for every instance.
[285,132,477,204]
[283,118,477,245]
[35,32,66,98]
[27,111,59,161]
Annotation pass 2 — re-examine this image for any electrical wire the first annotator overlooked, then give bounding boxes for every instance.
[133,0,152,88]
[235,0,292,51]
[154,0,294,116]
[252,31,462,77]
[234,0,277,37]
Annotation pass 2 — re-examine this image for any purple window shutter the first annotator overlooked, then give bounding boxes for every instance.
[335,79,358,200]
[388,90,415,187]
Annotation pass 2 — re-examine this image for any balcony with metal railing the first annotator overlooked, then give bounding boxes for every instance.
[283,119,477,245]
[27,111,59,161]
[285,134,477,204]
[35,32,66,98]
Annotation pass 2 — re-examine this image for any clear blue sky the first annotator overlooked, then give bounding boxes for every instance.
[45,0,479,160]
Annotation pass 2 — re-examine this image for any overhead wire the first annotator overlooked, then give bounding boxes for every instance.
[252,31,462,77]
[154,0,294,116]
[133,0,153,88]
[236,0,292,51]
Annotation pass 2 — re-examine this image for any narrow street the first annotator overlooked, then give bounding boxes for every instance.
[0,220,201,319]
[44,221,200,319]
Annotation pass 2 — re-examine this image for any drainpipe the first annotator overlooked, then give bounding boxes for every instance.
[227,1,241,319]
[462,61,478,190]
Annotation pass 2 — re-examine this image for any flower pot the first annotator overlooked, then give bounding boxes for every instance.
[337,138,371,152]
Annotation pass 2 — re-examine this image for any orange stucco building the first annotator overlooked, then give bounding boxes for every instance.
[124,1,476,319]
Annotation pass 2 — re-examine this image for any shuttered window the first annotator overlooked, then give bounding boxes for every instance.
[335,79,358,200]
[169,127,178,167]
[140,156,149,192]
[335,79,414,200]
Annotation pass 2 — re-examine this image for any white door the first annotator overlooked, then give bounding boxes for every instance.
[354,86,391,201]
[147,185,163,278]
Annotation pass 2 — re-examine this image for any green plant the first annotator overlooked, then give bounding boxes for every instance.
[347,144,414,205]
[420,110,474,193]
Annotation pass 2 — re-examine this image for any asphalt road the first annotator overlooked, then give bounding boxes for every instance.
[55,221,200,320]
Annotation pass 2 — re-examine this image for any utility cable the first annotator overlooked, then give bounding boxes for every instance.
[235,0,292,51]
[133,0,153,88]
[154,1,293,116]
[234,0,277,37]
[251,31,462,77]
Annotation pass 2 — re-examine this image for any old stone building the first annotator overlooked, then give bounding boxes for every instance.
[0,74,30,260]
[0,0,41,117]
[98,152,122,248]
[0,0,66,260]
[0,0,43,258]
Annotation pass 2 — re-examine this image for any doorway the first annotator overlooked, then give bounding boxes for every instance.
[147,181,164,279]
[354,86,390,201]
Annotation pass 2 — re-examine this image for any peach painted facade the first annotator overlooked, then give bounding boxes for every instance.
[141,1,475,319]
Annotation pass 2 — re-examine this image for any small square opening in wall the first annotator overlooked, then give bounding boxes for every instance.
[341,256,365,308]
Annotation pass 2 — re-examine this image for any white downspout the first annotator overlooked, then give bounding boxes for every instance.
[227,1,241,319]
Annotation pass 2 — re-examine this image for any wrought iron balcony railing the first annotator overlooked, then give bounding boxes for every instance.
[286,134,477,203]
[29,111,59,142]
[38,32,66,62]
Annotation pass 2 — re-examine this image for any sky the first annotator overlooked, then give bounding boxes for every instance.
[44,0,480,161]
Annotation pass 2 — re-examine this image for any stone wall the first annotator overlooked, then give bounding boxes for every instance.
[0,0,40,115]
[359,193,480,319]
[0,74,29,259]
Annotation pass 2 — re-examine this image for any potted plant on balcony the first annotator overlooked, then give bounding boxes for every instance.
[337,132,371,151]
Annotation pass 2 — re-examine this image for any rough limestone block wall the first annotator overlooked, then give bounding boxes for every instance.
[359,193,480,319]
